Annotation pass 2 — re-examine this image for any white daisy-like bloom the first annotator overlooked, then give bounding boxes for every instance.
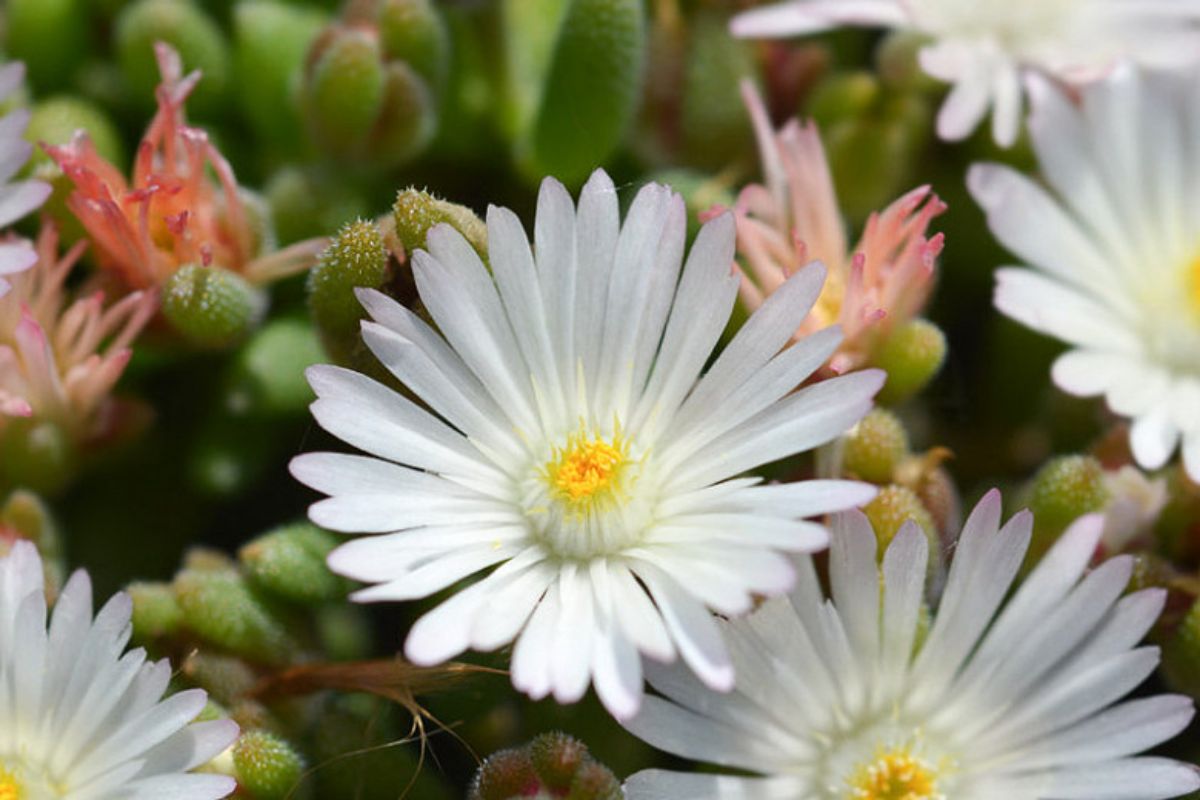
[730,0,1200,147]
[0,62,52,297]
[970,66,1200,482]
[0,540,238,799]
[622,490,1200,800]
[290,170,885,719]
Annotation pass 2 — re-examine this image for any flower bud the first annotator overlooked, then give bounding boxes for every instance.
[128,581,184,641]
[472,733,618,800]
[174,568,297,665]
[864,484,936,552]
[5,0,89,91]
[239,522,348,605]
[233,1,328,150]
[377,0,451,92]
[116,0,231,117]
[1029,455,1108,533]
[181,651,259,705]
[0,419,77,497]
[226,318,324,417]
[307,219,390,364]
[677,11,755,169]
[842,409,911,484]
[392,187,487,256]
[470,748,537,800]
[233,731,307,800]
[566,761,622,800]
[162,264,267,348]
[528,731,588,791]
[26,97,125,175]
[265,166,368,246]
[304,28,387,155]
[874,317,947,405]
[370,60,437,165]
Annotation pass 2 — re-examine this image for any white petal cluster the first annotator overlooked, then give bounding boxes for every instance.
[731,0,1200,146]
[292,170,884,719]
[0,62,51,297]
[971,66,1200,481]
[623,492,1200,800]
[0,541,238,800]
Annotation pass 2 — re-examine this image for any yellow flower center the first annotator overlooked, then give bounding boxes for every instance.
[847,747,943,800]
[546,431,627,506]
[0,765,23,800]
[1190,254,1200,316]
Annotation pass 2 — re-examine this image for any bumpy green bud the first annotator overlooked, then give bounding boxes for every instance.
[174,568,296,664]
[505,0,646,185]
[233,1,328,150]
[116,0,231,116]
[0,419,77,497]
[239,522,347,604]
[226,318,323,417]
[307,219,390,363]
[304,28,387,154]
[875,318,947,405]
[392,188,487,256]
[470,747,537,800]
[233,731,306,800]
[128,581,184,641]
[679,12,755,169]
[566,761,622,800]
[1029,455,1108,532]
[864,484,936,552]
[842,409,910,484]
[5,0,89,91]
[182,652,259,705]
[378,0,451,91]
[25,95,126,172]
[529,732,588,791]
[371,60,437,165]
[162,264,266,349]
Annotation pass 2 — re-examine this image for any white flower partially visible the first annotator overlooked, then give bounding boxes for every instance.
[623,491,1200,800]
[730,0,1200,147]
[0,62,51,297]
[291,170,884,720]
[1102,465,1169,554]
[0,541,238,800]
[971,66,1200,482]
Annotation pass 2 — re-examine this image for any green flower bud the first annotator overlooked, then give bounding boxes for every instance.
[303,28,387,156]
[265,166,368,246]
[233,1,328,149]
[233,731,306,800]
[369,60,437,165]
[0,419,77,498]
[307,219,390,363]
[875,318,947,405]
[1030,455,1108,532]
[25,95,126,172]
[5,0,89,92]
[174,568,297,664]
[162,264,266,349]
[392,187,487,256]
[470,747,537,800]
[184,547,238,572]
[842,408,910,484]
[864,484,936,553]
[529,732,588,791]
[239,522,347,604]
[566,761,621,800]
[116,0,232,116]
[377,0,451,91]
[226,318,324,417]
[182,652,259,705]
[679,12,755,169]
[506,0,647,185]
[128,581,184,641]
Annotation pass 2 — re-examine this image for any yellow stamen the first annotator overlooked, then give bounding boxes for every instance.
[0,765,23,800]
[546,431,626,506]
[847,746,943,800]
[1190,254,1200,314]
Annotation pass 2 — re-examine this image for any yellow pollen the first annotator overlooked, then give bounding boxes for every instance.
[0,766,23,800]
[548,433,625,504]
[1190,254,1200,314]
[847,747,942,800]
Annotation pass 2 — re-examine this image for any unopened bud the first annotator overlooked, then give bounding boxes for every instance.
[174,568,296,665]
[529,731,588,791]
[304,28,387,155]
[864,484,936,552]
[1030,455,1108,533]
[182,652,259,706]
[239,522,348,604]
[393,187,487,256]
[162,264,266,349]
[26,96,125,172]
[308,219,390,364]
[0,419,77,497]
[678,12,755,169]
[842,408,910,484]
[233,731,307,800]
[470,747,537,800]
[875,318,947,405]
[226,318,324,417]
[128,581,183,641]
[265,166,368,246]
[567,761,622,800]
[378,0,451,91]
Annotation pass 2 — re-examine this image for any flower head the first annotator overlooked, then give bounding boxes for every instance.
[45,44,320,291]
[291,170,885,719]
[732,0,1200,146]
[0,540,238,799]
[0,62,52,297]
[733,81,944,376]
[623,491,1200,800]
[0,224,154,440]
[971,66,1200,482]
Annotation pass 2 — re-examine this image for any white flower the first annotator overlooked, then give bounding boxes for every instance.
[291,170,884,719]
[0,62,51,298]
[970,66,1200,482]
[1102,465,1169,554]
[730,0,1200,147]
[622,491,1200,800]
[0,540,238,800]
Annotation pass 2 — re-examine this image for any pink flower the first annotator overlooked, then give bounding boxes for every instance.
[45,44,322,292]
[729,80,945,376]
[0,225,154,442]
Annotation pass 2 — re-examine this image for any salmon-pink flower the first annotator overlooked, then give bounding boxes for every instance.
[45,44,322,292]
[0,225,154,442]
[729,81,945,376]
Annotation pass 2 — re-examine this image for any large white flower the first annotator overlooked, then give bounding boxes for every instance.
[0,541,238,799]
[730,0,1200,147]
[0,62,51,297]
[291,170,884,719]
[622,491,1200,800]
[970,66,1200,482]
